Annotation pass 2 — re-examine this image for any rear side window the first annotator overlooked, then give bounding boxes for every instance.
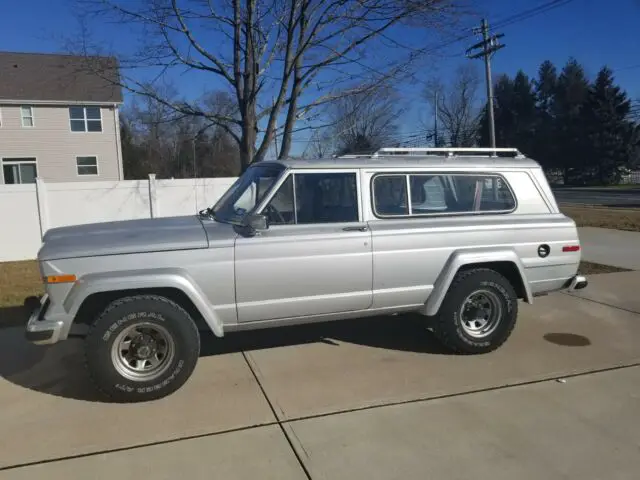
[371,175,408,216]
[372,173,516,217]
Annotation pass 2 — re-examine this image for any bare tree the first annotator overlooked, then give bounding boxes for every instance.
[73,0,460,170]
[424,64,481,146]
[303,129,335,159]
[330,85,403,155]
[121,91,241,178]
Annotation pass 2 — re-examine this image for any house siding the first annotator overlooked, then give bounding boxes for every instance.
[0,104,122,183]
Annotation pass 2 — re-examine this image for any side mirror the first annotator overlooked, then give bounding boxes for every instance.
[244,213,268,231]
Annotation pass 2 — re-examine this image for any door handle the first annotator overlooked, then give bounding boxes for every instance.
[342,226,368,232]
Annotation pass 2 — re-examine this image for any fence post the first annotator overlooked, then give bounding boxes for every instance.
[148,173,158,218]
[34,177,50,239]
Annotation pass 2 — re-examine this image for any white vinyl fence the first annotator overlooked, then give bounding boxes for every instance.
[0,175,237,262]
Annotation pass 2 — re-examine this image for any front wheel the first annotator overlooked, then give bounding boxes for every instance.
[431,268,518,354]
[84,295,200,402]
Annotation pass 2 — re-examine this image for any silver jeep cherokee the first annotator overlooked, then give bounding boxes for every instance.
[25,147,587,402]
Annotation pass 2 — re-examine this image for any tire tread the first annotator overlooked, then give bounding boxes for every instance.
[84,294,200,402]
[431,268,517,355]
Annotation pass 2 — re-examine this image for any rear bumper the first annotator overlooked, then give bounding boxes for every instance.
[24,294,65,345]
[566,275,588,291]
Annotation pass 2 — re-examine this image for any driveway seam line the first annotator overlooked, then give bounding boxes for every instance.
[561,291,640,315]
[0,421,279,472]
[282,361,640,424]
[3,361,639,472]
[241,351,314,480]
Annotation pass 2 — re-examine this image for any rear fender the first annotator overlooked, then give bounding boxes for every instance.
[64,268,224,337]
[421,248,532,317]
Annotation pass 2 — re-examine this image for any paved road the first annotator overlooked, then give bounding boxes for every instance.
[553,187,640,207]
[1,271,639,479]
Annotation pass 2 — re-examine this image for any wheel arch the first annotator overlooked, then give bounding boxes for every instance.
[421,248,532,317]
[65,269,224,337]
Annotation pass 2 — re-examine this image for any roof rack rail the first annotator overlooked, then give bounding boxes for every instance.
[372,147,524,158]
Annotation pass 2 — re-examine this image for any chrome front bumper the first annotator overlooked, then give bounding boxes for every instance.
[567,275,588,291]
[25,294,65,345]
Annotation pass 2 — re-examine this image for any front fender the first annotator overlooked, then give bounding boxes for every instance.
[64,268,224,337]
[422,248,532,317]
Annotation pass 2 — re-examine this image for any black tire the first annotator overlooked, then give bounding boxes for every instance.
[431,268,518,354]
[84,295,200,402]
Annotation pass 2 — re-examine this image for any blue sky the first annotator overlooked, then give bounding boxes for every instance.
[2,0,639,154]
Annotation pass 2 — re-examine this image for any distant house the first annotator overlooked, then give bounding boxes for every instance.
[0,51,123,184]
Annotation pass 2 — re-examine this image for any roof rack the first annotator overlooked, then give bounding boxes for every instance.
[371,147,524,158]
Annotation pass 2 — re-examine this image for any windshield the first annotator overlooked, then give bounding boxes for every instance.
[211,163,285,223]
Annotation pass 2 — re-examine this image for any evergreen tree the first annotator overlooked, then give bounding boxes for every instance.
[552,58,590,184]
[584,67,634,184]
[478,71,536,154]
[533,60,558,170]
[478,75,511,147]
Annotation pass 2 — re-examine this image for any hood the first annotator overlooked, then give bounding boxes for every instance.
[39,215,213,261]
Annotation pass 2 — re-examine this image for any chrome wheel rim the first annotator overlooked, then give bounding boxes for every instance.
[459,289,502,338]
[111,322,175,382]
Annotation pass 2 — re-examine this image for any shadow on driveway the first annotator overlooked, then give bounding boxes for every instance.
[0,311,449,403]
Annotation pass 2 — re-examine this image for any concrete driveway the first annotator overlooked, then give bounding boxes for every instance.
[578,227,640,270]
[1,271,640,479]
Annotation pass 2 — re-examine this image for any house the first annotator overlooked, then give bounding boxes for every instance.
[0,51,124,184]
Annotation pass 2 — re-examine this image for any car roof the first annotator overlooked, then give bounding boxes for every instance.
[267,155,540,170]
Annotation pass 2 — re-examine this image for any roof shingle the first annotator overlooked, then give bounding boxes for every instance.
[0,51,123,103]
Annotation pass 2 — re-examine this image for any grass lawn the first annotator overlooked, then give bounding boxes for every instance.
[561,205,640,232]
[0,260,43,308]
[578,261,630,275]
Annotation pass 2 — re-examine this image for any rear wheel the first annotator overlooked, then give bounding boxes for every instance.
[431,268,518,354]
[84,295,200,402]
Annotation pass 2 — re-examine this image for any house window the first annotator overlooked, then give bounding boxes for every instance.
[21,106,34,127]
[76,156,98,176]
[69,106,102,132]
[2,158,37,184]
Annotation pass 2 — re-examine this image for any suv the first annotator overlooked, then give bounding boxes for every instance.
[25,147,587,402]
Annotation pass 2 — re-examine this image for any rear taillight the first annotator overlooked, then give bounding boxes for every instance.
[562,245,580,252]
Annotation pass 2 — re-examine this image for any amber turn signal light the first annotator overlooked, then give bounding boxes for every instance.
[44,274,77,284]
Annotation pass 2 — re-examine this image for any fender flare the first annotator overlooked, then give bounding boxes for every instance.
[63,268,224,337]
[421,248,532,317]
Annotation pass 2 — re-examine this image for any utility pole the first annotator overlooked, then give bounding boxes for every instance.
[272,95,279,159]
[433,91,439,147]
[466,19,505,150]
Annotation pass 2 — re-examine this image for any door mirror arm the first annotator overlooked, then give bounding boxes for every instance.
[235,213,269,237]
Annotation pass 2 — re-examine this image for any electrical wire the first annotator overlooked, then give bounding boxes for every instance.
[492,0,576,30]
[417,0,578,59]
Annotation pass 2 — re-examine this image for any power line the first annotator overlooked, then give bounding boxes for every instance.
[614,63,640,72]
[492,0,576,29]
[426,0,577,57]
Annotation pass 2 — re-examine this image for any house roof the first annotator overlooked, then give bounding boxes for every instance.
[0,51,123,103]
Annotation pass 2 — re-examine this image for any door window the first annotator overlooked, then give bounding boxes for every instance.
[263,172,359,225]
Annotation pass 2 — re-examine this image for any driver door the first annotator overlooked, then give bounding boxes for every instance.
[234,170,373,323]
